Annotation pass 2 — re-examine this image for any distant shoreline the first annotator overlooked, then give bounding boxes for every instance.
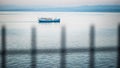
[0,5,120,12]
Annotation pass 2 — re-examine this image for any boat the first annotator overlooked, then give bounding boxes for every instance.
[39,18,60,23]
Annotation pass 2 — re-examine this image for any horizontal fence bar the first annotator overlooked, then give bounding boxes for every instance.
[0,47,117,55]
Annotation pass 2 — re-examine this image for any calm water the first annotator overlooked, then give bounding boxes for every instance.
[0,12,120,68]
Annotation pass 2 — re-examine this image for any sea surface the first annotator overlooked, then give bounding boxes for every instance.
[0,12,120,68]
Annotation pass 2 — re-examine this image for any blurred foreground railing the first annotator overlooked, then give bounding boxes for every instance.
[0,24,120,68]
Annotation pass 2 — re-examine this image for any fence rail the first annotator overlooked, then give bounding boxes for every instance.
[0,24,120,68]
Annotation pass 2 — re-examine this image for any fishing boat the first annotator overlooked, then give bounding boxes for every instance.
[39,18,60,23]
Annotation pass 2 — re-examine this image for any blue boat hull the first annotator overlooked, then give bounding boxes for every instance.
[39,19,60,23]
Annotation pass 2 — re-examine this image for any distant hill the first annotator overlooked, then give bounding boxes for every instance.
[0,5,120,12]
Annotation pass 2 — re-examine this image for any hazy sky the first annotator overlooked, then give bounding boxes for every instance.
[0,0,120,6]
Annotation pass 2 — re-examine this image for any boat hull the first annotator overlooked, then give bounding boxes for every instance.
[39,19,60,23]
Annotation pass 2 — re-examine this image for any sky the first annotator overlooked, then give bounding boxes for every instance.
[0,0,120,7]
[0,0,120,11]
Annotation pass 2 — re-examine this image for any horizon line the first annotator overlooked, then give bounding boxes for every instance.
[0,5,120,12]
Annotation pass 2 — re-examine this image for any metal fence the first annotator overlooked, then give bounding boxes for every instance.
[0,24,120,68]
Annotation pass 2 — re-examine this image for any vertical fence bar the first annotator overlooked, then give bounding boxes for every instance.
[117,24,120,68]
[60,25,66,68]
[31,26,37,68]
[89,25,95,68]
[1,26,6,68]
